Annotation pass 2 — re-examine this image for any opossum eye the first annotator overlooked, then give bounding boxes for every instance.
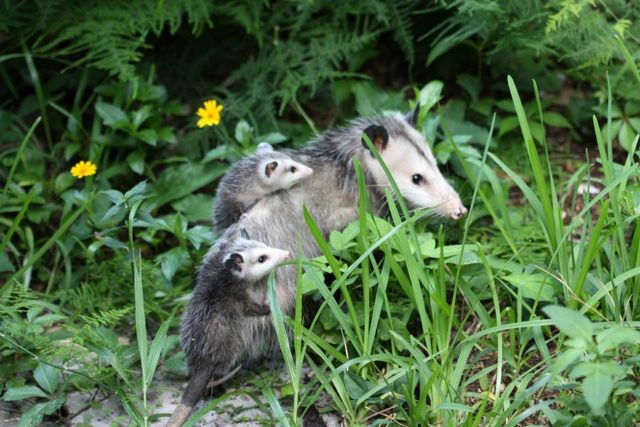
[258,255,268,263]
[289,166,297,173]
[412,174,424,185]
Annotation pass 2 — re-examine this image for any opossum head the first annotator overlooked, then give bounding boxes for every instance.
[258,154,313,193]
[223,228,290,282]
[360,113,467,220]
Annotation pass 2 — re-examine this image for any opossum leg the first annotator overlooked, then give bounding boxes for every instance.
[206,364,242,388]
[165,368,212,427]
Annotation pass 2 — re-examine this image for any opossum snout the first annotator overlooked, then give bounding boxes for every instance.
[299,165,313,178]
[450,205,468,220]
[279,250,291,261]
[441,200,467,220]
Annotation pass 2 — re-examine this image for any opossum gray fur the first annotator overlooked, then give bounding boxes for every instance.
[213,143,313,235]
[165,226,289,427]
[168,111,466,426]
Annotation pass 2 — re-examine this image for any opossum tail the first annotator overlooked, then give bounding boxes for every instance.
[165,365,242,427]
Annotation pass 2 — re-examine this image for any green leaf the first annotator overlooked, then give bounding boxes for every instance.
[543,111,572,128]
[54,172,75,195]
[498,116,520,136]
[124,180,148,199]
[103,189,125,205]
[260,132,287,145]
[543,305,593,344]
[150,163,227,208]
[127,150,146,175]
[0,251,16,273]
[33,364,59,394]
[171,194,214,223]
[2,386,48,401]
[95,102,128,129]
[503,273,559,302]
[132,105,153,129]
[618,121,635,151]
[235,121,253,144]
[582,371,613,415]
[597,326,640,353]
[158,247,190,281]
[145,319,170,388]
[417,81,444,114]
[157,126,177,144]
[137,129,158,146]
[18,399,62,427]
[551,347,583,375]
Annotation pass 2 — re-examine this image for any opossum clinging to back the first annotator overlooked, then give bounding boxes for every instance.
[213,143,313,235]
[166,225,290,427]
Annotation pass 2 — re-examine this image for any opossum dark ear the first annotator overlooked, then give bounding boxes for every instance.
[265,161,278,177]
[361,125,389,152]
[240,228,250,240]
[224,253,243,272]
[405,104,420,128]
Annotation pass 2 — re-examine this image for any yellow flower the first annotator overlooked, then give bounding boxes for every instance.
[70,160,97,179]
[196,99,223,128]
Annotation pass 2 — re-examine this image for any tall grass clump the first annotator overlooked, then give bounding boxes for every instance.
[266,47,640,425]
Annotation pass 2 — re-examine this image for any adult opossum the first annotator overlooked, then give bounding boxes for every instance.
[166,226,290,427]
[213,142,313,235]
[167,111,466,425]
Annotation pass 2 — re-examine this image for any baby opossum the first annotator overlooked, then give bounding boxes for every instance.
[213,143,313,235]
[166,225,290,427]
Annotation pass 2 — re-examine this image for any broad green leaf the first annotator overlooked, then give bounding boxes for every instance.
[582,371,613,415]
[127,150,145,175]
[145,319,170,388]
[543,111,572,128]
[235,120,253,144]
[0,252,15,273]
[418,81,444,114]
[619,121,635,151]
[543,305,593,343]
[132,105,152,129]
[597,326,640,353]
[158,247,190,281]
[102,189,125,205]
[504,273,559,302]
[18,399,61,427]
[157,126,177,143]
[95,102,128,129]
[54,172,75,194]
[137,128,158,146]
[171,194,214,223]
[125,180,148,199]
[33,364,59,394]
[551,348,583,375]
[260,132,287,145]
[498,116,520,136]
[150,163,227,207]
[2,386,48,401]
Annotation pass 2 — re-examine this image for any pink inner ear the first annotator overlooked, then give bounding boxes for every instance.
[265,161,278,177]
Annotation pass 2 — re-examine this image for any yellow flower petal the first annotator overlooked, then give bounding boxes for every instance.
[196,99,223,127]
[70,160,97,179]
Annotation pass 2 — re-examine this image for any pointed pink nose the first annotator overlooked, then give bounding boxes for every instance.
[451,206,468,220]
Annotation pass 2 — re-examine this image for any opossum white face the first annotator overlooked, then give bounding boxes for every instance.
[259,157,313,193]
[223,235,290,282]
[360,115,467,219]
